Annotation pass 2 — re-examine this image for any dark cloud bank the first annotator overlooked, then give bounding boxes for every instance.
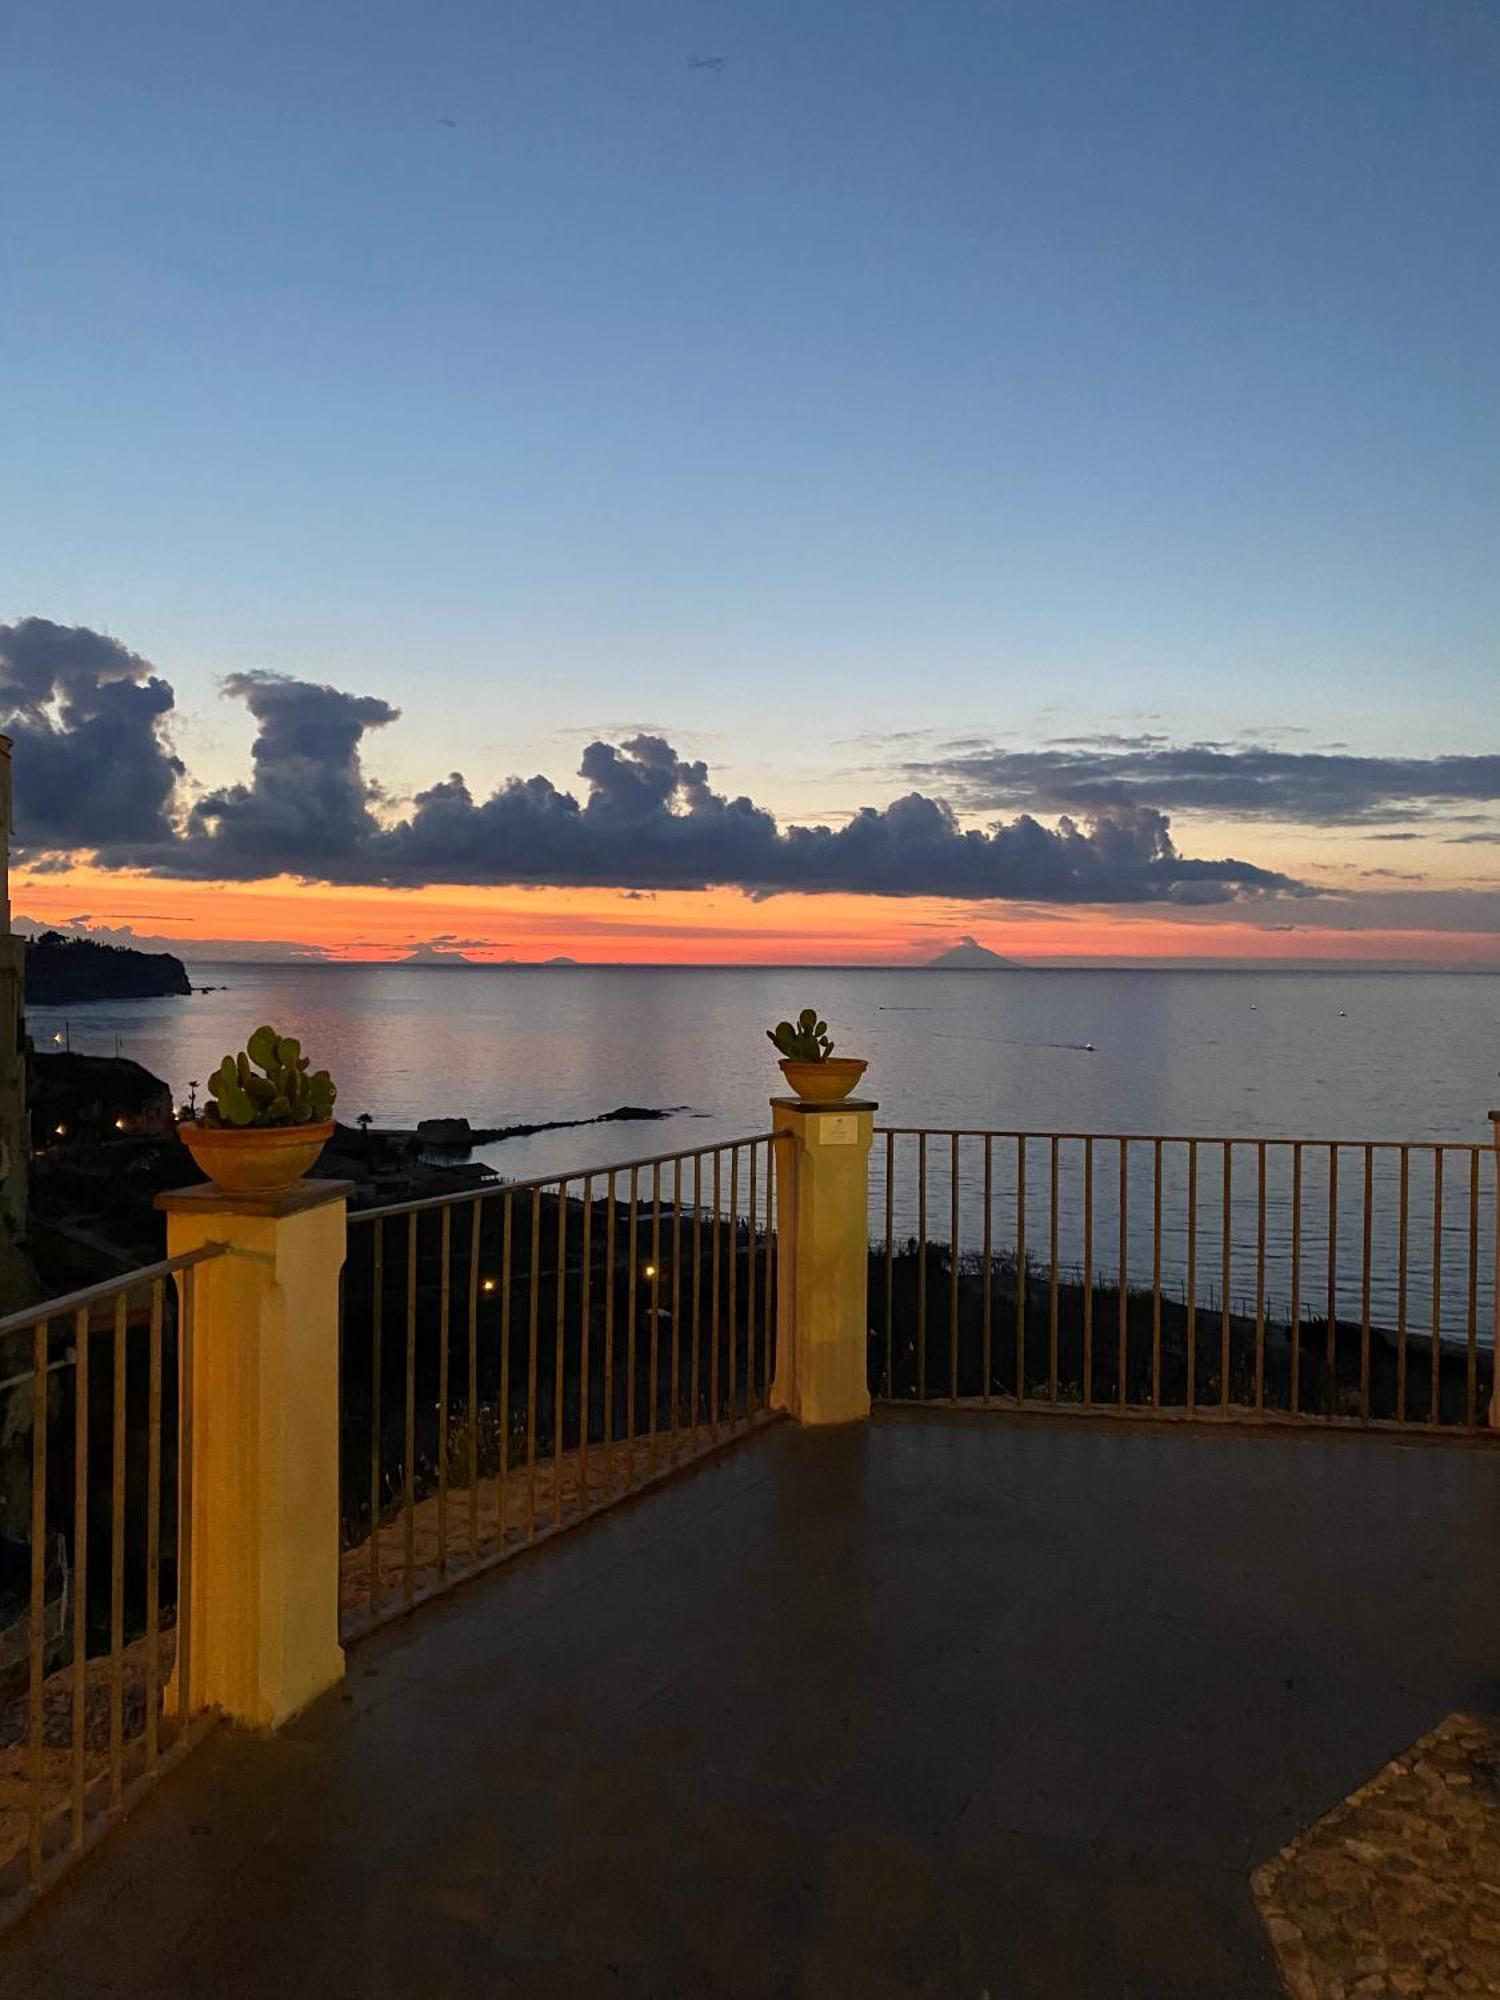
[4,616,1479,912]
[909,740,1500,826]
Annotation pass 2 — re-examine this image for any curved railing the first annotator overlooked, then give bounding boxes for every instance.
[0,1245,224,1920]
[339,1136,778,1638]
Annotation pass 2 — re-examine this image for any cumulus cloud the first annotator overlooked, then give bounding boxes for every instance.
[0,618,183,848]
[907,740,1500,827]
[177,670,400,873]
[151,705,1301,905]
[3,622,1302,907]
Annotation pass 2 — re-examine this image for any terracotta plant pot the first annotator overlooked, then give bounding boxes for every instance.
[777,1057,868,1104]
[179,1119,335,1194]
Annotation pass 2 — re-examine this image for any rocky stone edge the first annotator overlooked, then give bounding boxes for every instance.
[1251,1712,1500,1999]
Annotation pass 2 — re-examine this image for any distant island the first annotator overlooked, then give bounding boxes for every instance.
[926,936,1015,969]
[24,932,192,1004]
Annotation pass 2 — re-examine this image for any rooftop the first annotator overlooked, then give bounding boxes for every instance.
[8,1407,1498,1998]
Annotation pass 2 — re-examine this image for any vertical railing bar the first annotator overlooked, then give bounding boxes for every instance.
[1185,1140,1198,1417]
[71,1304,89,1848]
[467,1198,480,1564]
[1430,1148,1444,1428]
[437,1205,451,1572]
[1360,1146,1374,1425]
[498,1194,514,1542]
[1289,1143,1303,1418]
[368,1219,383,1621]
[883,1131,894,1398]
[648,1160,662,1470]
[726,1148,739,1427]
[981,1133,993,1405]
[1466,1148,1479,1430]
[1082,1136,1094,1408]
[1014,1135,1026,1405]
[580,1177,593,1502]
[403,1211,417,1608]
[525,1189,541,1537]
[554,1179,569,1527]
[1397,1147,1409,1424]
[145,1279,164,1769]
[1325,1143,1339,1417]
[1220,1142,1232,1413]
[948,1133,960,1403]
[670,1160,682,1457]
[762,1138,775,1412]
[27,1315,49,1885]
[109,1291,126,1811]
[689,1155,701,1452]
[1118,1138,1129,1409]
[603,1174,616,1494]
[917,1133,928,1400]
[709,1152,721,1439]
[746,1142,758,1418]
[1048,1136,1059,1404]
[626,1166,640,1477]
[1160,1144,1168,1408]
[1254,1141,1266,1413]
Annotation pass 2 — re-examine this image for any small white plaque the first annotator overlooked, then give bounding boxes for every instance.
[816,1114,858,1146]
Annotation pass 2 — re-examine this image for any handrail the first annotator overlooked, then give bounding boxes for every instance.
[0,1243,227,1339]
[877,1125,1491,1152]
[351,1133,771,1225]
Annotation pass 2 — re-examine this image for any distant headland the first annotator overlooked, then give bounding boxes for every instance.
[23,932,192,1005]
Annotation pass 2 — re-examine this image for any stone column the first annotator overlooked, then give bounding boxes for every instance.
[770,1097,876,1426]
[159,1178,350,1728]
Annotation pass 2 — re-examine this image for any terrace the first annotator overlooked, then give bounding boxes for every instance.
[2,1099,1498,1996]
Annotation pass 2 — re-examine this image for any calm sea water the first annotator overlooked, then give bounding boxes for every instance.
[29,965,1499,1332]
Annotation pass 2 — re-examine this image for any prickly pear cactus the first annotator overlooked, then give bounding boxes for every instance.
[201,1024,338,1128]
[766,1008,834,1062]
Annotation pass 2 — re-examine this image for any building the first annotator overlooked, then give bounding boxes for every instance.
[0,735,28,1291]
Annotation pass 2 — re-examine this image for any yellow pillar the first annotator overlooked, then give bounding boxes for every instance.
[770,1097,876,1426]
[159,1178,350,1728]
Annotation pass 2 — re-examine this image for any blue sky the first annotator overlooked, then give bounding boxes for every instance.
[3,0,1498,959]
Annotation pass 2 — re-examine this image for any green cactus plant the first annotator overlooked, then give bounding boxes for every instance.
[766,1008,834,1063]
[200,1024,337,1129]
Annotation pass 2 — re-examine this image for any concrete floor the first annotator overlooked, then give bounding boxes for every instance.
[7,1410,1499,1998]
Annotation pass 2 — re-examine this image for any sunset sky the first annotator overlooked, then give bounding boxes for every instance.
[4,1,1497,965]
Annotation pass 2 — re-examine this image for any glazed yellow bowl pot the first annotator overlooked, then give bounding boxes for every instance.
[777,1058,868,1104]
[180,1119,335,1194]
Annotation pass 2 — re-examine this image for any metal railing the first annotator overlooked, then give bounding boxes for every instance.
[339,1135,777,1638]
[872,1128,1499,1434]
[0,1247,222,1921]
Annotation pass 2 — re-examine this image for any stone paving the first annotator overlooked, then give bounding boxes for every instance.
[1253,1713,1500,1999]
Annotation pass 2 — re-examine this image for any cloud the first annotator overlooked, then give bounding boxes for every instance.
[178,670,401,873]
[906,739,1500,827]
[0,618,184,849]
[167,709,1300,904]
[5,623,1303,908]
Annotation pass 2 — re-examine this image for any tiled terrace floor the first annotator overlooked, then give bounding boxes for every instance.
[7,1409,1499,1998]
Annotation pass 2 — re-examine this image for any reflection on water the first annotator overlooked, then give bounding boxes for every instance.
[28,963,1499,1337]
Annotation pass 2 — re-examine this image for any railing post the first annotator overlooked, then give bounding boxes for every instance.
[770,1097,876,1426]
[158,1178,351,1728]
[1491,1111,1499,1430]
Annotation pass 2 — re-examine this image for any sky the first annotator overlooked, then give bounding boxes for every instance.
[3,0,1497,964]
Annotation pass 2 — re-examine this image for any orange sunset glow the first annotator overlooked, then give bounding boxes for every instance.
[15,865,1498,968]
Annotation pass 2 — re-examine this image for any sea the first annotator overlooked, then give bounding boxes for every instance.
[27,965,1500,1335]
